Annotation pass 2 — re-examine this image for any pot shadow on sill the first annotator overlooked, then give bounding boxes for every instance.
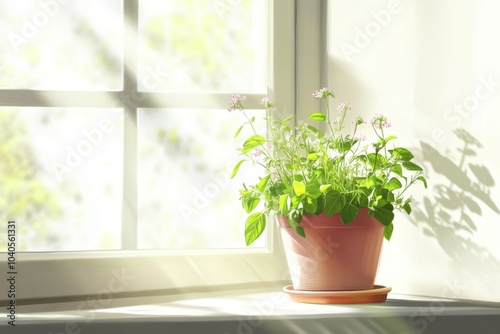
[410,128,500,293]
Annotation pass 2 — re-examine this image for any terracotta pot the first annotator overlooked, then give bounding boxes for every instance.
[278,208,384,291]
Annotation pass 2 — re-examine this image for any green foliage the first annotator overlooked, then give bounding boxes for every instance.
[0,110,61,250]
[308,112,326,121]
[242,135,266,153]
[384,223,394,241]
[244,211,266,246]
[229,90,427,245]
[142,0,255,91]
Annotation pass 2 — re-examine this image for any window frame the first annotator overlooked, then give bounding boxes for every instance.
[0,0,327,303]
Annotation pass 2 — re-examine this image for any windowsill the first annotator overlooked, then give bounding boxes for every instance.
[4,286,500,334]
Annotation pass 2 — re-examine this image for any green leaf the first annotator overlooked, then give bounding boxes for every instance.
[304,196,318,213]
[231,160,245,179]
[308,112,326,121]
[385,177,402,191]
[341,203,359,224]
[234,125,244,138]
[257,175,270,192]
[324,190,345,216]
[290,210,302,225]
[279,194,289,213]
[368,153,387,168]
[295,225,306,238]
[242,135,266,153]
[389,147,414,161]
[374,138,386,150]
[358,192,370,208]
[314,197,324,214]
[385,135,397,143]
[385,189,395,203]
[357,154,368,163]
[384,223,394,241]
[287,214,297,229]
[293,174,304,181]
[245,212,266,246]
[403,201,412,214]
[402,161,423,171]
[391,164,403,176]
[373,206,394,226]
[306,183,321,198]
[366,174,380,188]
[250,116,255,123]
[243,196,260,213]
[281,115,294,125]
[239,187,250,196]
[417,176,428,188]
[374,198,389,208]
[307,153,319,160]
[293,180,306,196]
[371,188,393,208]
[319,184,331,193]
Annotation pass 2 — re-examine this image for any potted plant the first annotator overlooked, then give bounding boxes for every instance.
[228,88,427,298]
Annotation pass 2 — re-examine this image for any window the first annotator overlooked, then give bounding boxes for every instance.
[0,0,297,301]
[0,0,125,251]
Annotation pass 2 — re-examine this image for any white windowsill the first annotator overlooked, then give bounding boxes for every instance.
[3,286,500,334]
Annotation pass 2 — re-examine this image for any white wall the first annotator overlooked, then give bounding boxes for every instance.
[328,0,500,302]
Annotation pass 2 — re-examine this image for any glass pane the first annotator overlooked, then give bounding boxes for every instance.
[0,108,123,251]
[0,0,122,90]
[138,108,266,249]
[138,0,267,93]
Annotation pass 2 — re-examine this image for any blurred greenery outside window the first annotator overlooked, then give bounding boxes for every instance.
[0,0,269,251]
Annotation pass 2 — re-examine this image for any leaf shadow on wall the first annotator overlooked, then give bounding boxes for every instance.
[410,128,500,290]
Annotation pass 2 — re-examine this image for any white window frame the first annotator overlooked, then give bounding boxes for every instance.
[0,0,326,303]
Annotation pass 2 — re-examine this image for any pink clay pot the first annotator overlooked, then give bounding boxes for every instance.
[278,208,384,291]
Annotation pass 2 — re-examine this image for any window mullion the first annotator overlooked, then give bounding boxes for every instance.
[121,0,139,249]
[0,90,121,107]
[136,92,267,109]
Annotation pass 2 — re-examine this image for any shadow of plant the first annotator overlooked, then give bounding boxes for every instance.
[410,128,500,292]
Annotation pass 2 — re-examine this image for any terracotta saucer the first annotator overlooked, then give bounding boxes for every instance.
[283,285,392,304]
